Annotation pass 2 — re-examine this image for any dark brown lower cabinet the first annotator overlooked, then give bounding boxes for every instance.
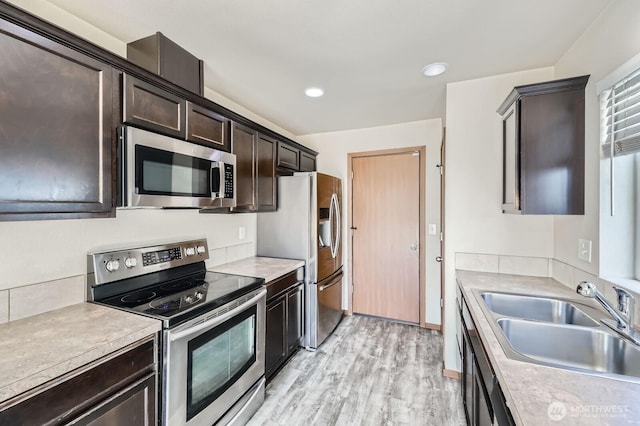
[0,337,157,426]
[459,289,514,426]
[265,270,304,381]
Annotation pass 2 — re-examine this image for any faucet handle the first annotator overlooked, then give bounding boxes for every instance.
[613,286,635,324]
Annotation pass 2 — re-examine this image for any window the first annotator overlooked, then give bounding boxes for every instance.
[601,67,640,163]
[599,61,640,280]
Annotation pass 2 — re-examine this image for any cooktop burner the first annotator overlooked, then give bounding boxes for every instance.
[97,271,263,327]
[159,280,204,293]
[121,291,157,306]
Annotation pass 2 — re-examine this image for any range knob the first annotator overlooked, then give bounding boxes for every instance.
[185,247,196,256]
[105,259,120,272]
[196,245,206,254]
[124,257,138,269]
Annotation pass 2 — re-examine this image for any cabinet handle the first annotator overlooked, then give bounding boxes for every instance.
[436,256,443,262]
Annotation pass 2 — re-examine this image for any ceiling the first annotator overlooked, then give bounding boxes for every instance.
[47,0,612,135]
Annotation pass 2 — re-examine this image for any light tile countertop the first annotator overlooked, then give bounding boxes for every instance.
[210,256,305,283]
[457,270,640,426]
[0,303,161,405]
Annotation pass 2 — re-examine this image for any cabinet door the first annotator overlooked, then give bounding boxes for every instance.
[257,134,277,211]
[0,19,114,220]
[286,284,304,353]
[265,296,287,380]
[186,102,230,152]
[501,103,519,212]
[462,328,475,426]
[277,141,300,171]
[123,74,186,138]
[231,123,257,211]
[474,359,493,426]
[299,151,317,172]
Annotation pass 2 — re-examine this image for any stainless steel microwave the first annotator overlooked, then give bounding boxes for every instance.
[118,126,236,208]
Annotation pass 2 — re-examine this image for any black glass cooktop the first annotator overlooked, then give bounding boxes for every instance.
[98,271,264,327]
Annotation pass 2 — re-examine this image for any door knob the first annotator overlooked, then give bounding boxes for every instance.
[410,244,418,251]
[435,256,443,262]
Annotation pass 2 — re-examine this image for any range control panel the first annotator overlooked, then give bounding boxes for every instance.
[88,238,209,287]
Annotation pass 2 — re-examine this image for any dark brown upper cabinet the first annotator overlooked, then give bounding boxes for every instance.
[276,141,300,171]
[127,32,203,95]
[0,18,115,221]
[299,151,317,172]
[123,73,186,139]
[497,75,589,215]
[257,134,278,211]
[229,123,277,212]
[186,102,231,152]
[231,123,258,211]
[276,141,317,175]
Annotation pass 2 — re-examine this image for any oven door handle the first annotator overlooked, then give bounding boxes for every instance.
[168,289,266,342]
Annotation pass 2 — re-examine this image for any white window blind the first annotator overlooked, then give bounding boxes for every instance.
[602,67,640,156]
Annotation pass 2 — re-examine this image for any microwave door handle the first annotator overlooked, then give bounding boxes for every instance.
[211,162,223,198]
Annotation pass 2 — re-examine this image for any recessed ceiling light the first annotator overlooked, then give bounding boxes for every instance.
[422,62,448,77]
[305,87,324,97]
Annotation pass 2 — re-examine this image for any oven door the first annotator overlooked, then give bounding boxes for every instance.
[164,288,266,426]
[119,126,236,208]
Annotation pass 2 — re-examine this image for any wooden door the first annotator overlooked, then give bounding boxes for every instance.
[352,152,420,323]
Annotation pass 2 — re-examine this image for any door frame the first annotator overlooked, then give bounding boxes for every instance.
[347,146,426,328]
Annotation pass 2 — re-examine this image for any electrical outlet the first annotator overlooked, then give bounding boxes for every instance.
[239,226,246,240]
[578,239,592,263]
[428,224,437,235]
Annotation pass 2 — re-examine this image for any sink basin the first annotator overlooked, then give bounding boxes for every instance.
[498,318,640,379]
[481,292,599,326]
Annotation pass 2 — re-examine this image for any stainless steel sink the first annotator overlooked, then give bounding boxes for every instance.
[497,318,640,380]
[481,292,599,326]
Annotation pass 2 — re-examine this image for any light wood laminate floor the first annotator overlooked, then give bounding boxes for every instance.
[248,315,465,426]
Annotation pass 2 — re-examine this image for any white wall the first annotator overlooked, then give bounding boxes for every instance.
[299,119,443,325]
[553,0,640,278]
[443,67,556,370]
[0,0,305,322]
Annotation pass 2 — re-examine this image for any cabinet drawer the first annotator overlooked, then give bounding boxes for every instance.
[277,141,300,170]
[123,74,186,138]
[266,270,301,301]
[0,338,156,425]
[299,152,316,172]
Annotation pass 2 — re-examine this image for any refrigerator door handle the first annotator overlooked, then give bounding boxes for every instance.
[329,193,339,258]
[333,194,342,257]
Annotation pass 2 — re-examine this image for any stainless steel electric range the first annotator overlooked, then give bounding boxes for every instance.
[87,238,266,426]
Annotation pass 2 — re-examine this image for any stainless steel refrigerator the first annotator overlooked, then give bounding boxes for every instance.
[257,172,343,349]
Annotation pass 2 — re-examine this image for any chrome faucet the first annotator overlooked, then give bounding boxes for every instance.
[577,281,640,345]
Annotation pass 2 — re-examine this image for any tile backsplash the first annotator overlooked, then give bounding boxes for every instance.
[9,276,85,322]
[455,252,550,277]
[0,241,255,325]
[456,252,640,328]
[0,291,8,324]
